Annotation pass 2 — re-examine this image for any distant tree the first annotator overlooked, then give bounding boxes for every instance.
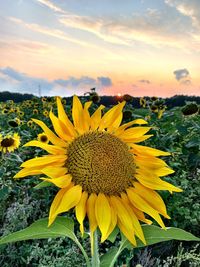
[0,91,35,102]
[0,91,199,108]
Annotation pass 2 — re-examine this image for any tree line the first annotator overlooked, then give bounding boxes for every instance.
[0,91,199,109]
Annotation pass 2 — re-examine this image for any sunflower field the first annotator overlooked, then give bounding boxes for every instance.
[0,95,199,267]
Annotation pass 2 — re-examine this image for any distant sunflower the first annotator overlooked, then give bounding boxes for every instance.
[150,105,159,113]
[18,111,24,117]
[8,119,20,128]
[151,96,158,101]
[33,109,39,115]
[42,97,47,103]
[37,133,49,144]
[139,97,146,108]
[27,120,34,127]
[2,108,10,115]
[14,96,182,246]
[0,133,20,153]
[43,110,49,117]
[13,107,20,113]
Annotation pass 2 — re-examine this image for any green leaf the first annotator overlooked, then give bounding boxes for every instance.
[125,225,200,249]
[107,227,119,243]
[33,180,52,189]
[100,247,118,267]
[0,217,76,245]
[100,226,200,267]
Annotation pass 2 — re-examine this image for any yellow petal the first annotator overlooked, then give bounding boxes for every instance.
[14,167,43,178]
[32,118,67,147]
[154,167,175,177]
[120,127,151,139]
[127,188,166,229]
[117,220,137,246]
[131,119,148,125]
[134,155,168,168]
[125,135,153,144]
[98,101,125,131]
[135,170,182,192]
[41,167,67,178]
[55,185,82,217]
[114,119,148,136]
[131,144,171,156]
[131,206,152,225]
[87,193,97,254]
[41,174,72,188]
[95,193,112,242]
[110,196,133,231]
[75,191,88,236]
[107,112,123,132]
[133,182,170,218]
[20,155,67,168]
[57,97,77,137]
[72,95,84,133]
[106,204,117,239]
[120,193,146,245]
[49,110,73,141]
[48,187,68,226]
[87,193,98,233]
[24,141,66,155]
[82,101,92,132]
[90,105,105,131]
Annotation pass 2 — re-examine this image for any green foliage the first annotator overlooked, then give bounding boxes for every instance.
[0,97,199,266]
[142,107,200,235]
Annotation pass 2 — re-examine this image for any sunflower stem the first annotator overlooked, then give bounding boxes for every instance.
[73,237,91,267]
[91,230,100,267]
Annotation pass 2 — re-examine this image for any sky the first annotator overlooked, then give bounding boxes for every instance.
[0,0,200,97]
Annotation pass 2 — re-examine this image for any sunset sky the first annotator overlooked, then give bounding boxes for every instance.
[0,0,199,97]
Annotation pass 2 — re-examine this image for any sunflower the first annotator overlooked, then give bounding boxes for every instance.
[13,107,20,113]
[2,108,10,115]
[33,109,39,115]
[8,119,20,128]
[150,105,159,113]
[43,110,49,117]
[14,96,182,246]
[18,111,24,117]
[37,133,49,144]
[151,96,158,101]
[139,97,146,108]
[42,97,47,103]
[27,120,34,128]
[0,133,20,153]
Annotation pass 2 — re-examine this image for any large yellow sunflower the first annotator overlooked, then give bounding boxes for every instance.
[14,96,182,246]
[0,133,20,153]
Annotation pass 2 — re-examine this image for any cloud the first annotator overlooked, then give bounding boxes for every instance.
[36,0,66,13]
[0,67,54,94]
[138,79,151,84]
[8,17,89,47]
[173,68,191,85]
[165,0,200,28]
[97,77,112,87]
[181,79,191,85]
[33,0,196,49]
[0,67,25,82]
[55,76,96,87]
[173,68,189,80]
[58,5,195,49]
[0,67,113,96]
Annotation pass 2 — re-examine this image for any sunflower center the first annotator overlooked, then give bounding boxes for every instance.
[1,138,15,147]
[8,120,19,127]
[40,135,48,142]
[66,132,135,195]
